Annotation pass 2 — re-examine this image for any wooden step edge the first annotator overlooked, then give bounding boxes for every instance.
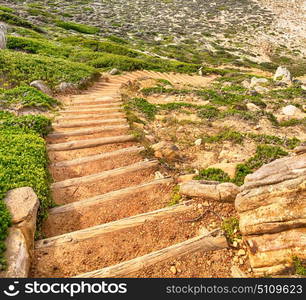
[35,201,192,249]
[52,145,144,167]
[59,107,122,113]
[51,160,159,189]
[48,124,129,138]
[49,177,173,215]
[67,103,123,108]
[53,118,127,128]
[74,230,227,278]
[69,100,122,106]
[47,134,135,151]
[55,113,124,121]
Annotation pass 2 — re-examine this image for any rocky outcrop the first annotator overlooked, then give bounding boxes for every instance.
[0,22,7,49]
[0,187,39,278]
[235,151,306,276]
[180,180,240,202]
[30,80,53,96]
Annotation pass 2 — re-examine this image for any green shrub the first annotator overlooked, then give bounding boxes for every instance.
[203,130,244,144]
[221,217,241,243]
[0,5,14,13]
[6,36,72,58]
[127,97,157,120]
[0,11,42,32]
[293,256,306,276]
[197,105,220,120]
[0,86,58,110]
[0,113,52,137]
[194,168,231,182]
[0,113,52,270]
[0,50,98,89]
[90,53,151,71]
[56,21,100,34]
[233,145,288,185]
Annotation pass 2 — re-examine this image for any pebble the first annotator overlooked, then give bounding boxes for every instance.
[194,138,202,146]
[170,266,177,275]
[237,249,246,256]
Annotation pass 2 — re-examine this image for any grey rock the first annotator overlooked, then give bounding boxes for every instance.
[30,80,52,96]
[0,228,30,278]
[4,187,39,250]
[0,22,7,49]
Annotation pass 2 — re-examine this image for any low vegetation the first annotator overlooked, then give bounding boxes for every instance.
[0,86,58,110]
[0,112,52,270]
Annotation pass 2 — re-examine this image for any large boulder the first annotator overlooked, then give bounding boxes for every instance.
[30,80,52,96]
[180,180,240,202]
[235,151,306,276]
[4,187,39,251]
[0,22,7,49]
[0,228,30,278]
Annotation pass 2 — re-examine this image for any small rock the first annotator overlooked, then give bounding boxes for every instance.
[282,105,301,116]
[145,135,155,143]
[177,174,195,183]
[254,85,269,94]
[56,82,77,93]
[239,258,244,265]
[194,138,202,146]
[233,256,239,263]
[152,141,180,161]
[170,266,177,275]
[109,68,119,75]
[250,77,268,88]
[237,249,246,256]
[246,103,261,111]
[154,171,164,180]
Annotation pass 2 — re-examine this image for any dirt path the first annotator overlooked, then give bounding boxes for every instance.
[30,71,230,278]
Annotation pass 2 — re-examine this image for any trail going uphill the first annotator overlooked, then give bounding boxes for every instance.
[31,71,228,278]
